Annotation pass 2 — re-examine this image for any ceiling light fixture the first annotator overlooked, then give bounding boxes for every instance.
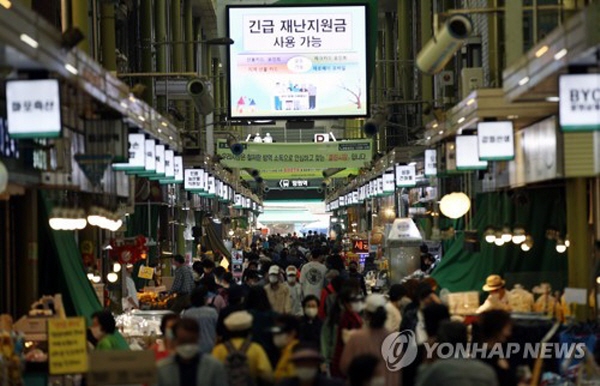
[518,77,530,86]
[20,34,38,48]
[535,45,549,58]
[466,99,475,106]
[546,96,560,102]
[457,117,466,124]
[554,48,568,60]
[65,63,78,75]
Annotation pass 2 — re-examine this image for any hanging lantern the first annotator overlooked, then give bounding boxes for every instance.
[439,192,471,219]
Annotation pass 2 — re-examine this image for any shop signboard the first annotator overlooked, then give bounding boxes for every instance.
[455,135,488,170]
[395,164,416,187]
[216,139,372,169]
[48,317,88,375]
[477,121,515,161]
[112,133,145,171]
[279,179,310,188]
[326,203,331,212]
[559,74,600,132]
[184,169,204,192]
[521,116,562,184]
[144,139,156,172]
[339,195,346,207]
[234,194,243,208]
[227,4,368,119]
[6,79,62,138]
[383,170,395,194]
[352,239,369,254]
[352,190,359,204]
[155,145,165,176]
[207,175,216,197]
[164,150,175,178]
[173,156,184,184]
[424,149,437,176]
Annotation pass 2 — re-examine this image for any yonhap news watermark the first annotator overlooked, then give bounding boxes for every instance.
[381,330,587,371]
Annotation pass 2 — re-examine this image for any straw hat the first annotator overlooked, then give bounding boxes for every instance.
[482,274,506,291]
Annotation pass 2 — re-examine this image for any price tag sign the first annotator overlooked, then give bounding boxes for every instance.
[138,266,154,280]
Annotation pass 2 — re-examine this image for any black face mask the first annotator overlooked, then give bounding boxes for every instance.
[349,267,358,273]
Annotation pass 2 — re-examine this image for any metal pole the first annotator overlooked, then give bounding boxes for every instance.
[420,0,433,104]
[71,0,91,54]
[184,1,196,139]
[140,0,154,105]
[397,0,410,100]
[100,2,117,72]
[61,0,71,32]
[155,0,168,112]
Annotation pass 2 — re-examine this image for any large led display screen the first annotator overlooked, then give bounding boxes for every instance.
[227,5,368,119]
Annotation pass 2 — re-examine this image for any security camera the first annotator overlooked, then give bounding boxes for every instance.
[187,78,214,116]
[263,186,270,193]
[416,14,473,74]
[226,135,244,156]
[363,120,379,137]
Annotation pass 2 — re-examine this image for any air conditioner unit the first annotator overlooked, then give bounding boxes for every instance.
[460,67,484,99]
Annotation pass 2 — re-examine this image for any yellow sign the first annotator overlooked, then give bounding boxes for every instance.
[48,317,88,375]
[138,265,154,280]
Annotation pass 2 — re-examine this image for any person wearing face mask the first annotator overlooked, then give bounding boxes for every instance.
[90,310,129,350]
[272,315,301,382]
[298,295,322,346]
[277,345,344,386]
[286,266,304,317]
[340,294,400,386]
[151,314,180,361]
[347,261,367,297]
[328,285,363,379]
[157,318,227,386]
[212,311,274,385]
[265,265,292,315]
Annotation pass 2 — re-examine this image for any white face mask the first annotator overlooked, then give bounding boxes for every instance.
[273,333,289,348]
[287,276,296,284]
[304,307,318,319]
[351,301,364,313]
[90,326,103,340]
[368,376,385,386]
[296,367,318,381]
[176,344,199,360]
[269,275,279,284]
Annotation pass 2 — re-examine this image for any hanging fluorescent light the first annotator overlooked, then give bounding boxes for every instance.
[535,45,549,58]
[512,227,527,244]
[107,272,119,283]
[518,76,530,86]
[439,192,471,219]
[483,227,496,244]
[501,226,513,243]
[494,232,505,246]
[555,239,567,253]
[521,236,533,252]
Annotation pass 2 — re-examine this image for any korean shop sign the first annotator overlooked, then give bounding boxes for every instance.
[216,139,372,169]
[6,79,62,138]
[395,164,416,187]
[559,74,600,132]
[477,121,515,161]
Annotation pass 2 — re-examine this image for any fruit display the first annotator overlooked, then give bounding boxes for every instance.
[0,315,23,386]
[138,291,175,310]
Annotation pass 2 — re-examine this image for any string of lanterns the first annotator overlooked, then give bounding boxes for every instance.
[483,226,533,251]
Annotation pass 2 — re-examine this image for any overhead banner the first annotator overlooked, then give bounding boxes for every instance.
[241,167,358,180]
[559,74,600,132]
[227,4,369,119]
[217,139,372,169]
[477,121,515,161]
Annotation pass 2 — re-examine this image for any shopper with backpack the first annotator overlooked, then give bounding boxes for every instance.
[212,311,274,386]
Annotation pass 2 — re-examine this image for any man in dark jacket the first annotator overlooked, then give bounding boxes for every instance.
[277,345,344,386]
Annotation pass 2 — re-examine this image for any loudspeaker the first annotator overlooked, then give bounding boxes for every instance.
[187,78,214,116]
